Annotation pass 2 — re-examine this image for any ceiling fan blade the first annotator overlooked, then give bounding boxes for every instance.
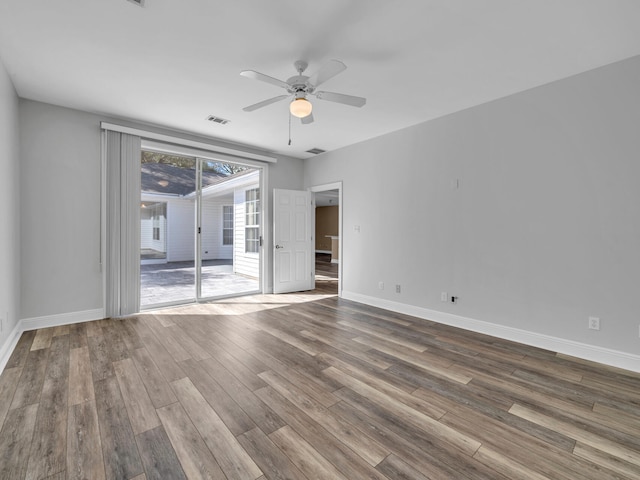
[308,59,346,87]
[315,91,366,107]
[301,113,314,125]
[240,70,289,90]
[242,95,289,112]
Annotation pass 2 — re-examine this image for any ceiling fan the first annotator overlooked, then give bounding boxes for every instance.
[240,59,366,124]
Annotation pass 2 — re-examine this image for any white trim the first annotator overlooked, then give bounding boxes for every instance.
[21,308,105,331]
[0,322,23,372]
[316,250,332,254]
[101,122,277,163]
[342,291,640,373]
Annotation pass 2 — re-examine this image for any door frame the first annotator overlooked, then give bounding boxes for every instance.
[138,141,268,310]
[309,181,343,297]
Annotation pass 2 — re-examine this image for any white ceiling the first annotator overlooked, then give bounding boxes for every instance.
[1,1,640,159]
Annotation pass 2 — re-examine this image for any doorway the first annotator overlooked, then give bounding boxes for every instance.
[311,182,342,296]
[139,149,262,308]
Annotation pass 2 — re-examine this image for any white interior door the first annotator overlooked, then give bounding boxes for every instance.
[273,188,313,294]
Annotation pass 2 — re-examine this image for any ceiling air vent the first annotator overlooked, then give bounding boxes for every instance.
[306,148,326,155]
[126,0,145,6]
[206,115,231,125]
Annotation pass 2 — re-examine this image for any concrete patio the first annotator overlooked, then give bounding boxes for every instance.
[140,259,259,307]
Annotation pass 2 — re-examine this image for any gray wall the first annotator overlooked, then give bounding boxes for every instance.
[305,55,640,356]
[20,101,104,319]
[18,100,303,320]
[0,58,20,347]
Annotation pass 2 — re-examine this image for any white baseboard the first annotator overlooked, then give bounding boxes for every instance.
[342,291,640,373]
[315,250,331,254]
[0,308,105,373]
[21,308,105,331]
[0,322,24,373]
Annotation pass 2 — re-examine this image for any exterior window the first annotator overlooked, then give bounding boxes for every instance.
[222,205,233,245]
[245,188,260,253]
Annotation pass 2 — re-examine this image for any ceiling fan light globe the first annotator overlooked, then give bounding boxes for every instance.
[290,98,312,118]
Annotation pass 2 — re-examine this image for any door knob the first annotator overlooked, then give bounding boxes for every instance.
[275,245,283,249]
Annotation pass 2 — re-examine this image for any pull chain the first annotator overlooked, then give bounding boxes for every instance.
[288,112,292,146]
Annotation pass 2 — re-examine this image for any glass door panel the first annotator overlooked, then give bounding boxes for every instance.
[140,151,196,308]
[197,160,261,300]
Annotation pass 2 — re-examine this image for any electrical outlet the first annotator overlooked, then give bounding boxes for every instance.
[441,292,448,302]
[395,284,401,294]
[378,282,384,290]
[588,317,600,331]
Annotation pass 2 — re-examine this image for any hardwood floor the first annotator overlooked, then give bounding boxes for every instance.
[2,284,640,479]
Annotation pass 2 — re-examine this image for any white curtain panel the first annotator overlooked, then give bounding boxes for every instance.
[104,131,141,317]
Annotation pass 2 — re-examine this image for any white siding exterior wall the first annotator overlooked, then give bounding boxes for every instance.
[166,199,195,262]
[140,208,153,249]
[201,198,233,260]
[233,187,260,278]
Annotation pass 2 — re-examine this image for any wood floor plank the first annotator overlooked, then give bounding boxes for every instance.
[68,322,88,349]
[136,425,186,480]
[255,386,390,480]
[130,347,178,409]
[337,319,427,352]
[25,335,70,480]
[156,401,226,480]
[165,324,212,361]
[509,403,640,467]
[10,347,49,409]
[573,441,640,479]
[178,358,256,436]
[31,327,54,351]
[85,320,102,338]
[300,328,394,370]
[0,366,22,429]
[0,403,39,479]
[199,356,285,435]
[259,369,389,466]
[113,358,160,435]
[142,316,191,362]
[325,366,481,456]
[237,427,308,480]
[94,376,144,480]
[268,425,349,480]
[87,335,115,382]
[68,346,94,406]
[5,330,36,369]
[321,354,447,420]
[473,445,549,480]
[331,387,501,480]
[352,335,472,384]
[376,454,430,480]
[67,400,106,480]
[111,318,144,351]
[52,325,70,337]
[136,330,186,383]
[171,377,263,480]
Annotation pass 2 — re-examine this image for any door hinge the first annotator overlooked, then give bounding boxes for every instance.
[259,236,263,247]
[198,227,201,234]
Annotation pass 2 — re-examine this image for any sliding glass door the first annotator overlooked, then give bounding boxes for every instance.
[140,150,261,309]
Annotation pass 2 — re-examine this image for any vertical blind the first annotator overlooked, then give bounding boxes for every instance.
[104,131,141,317]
